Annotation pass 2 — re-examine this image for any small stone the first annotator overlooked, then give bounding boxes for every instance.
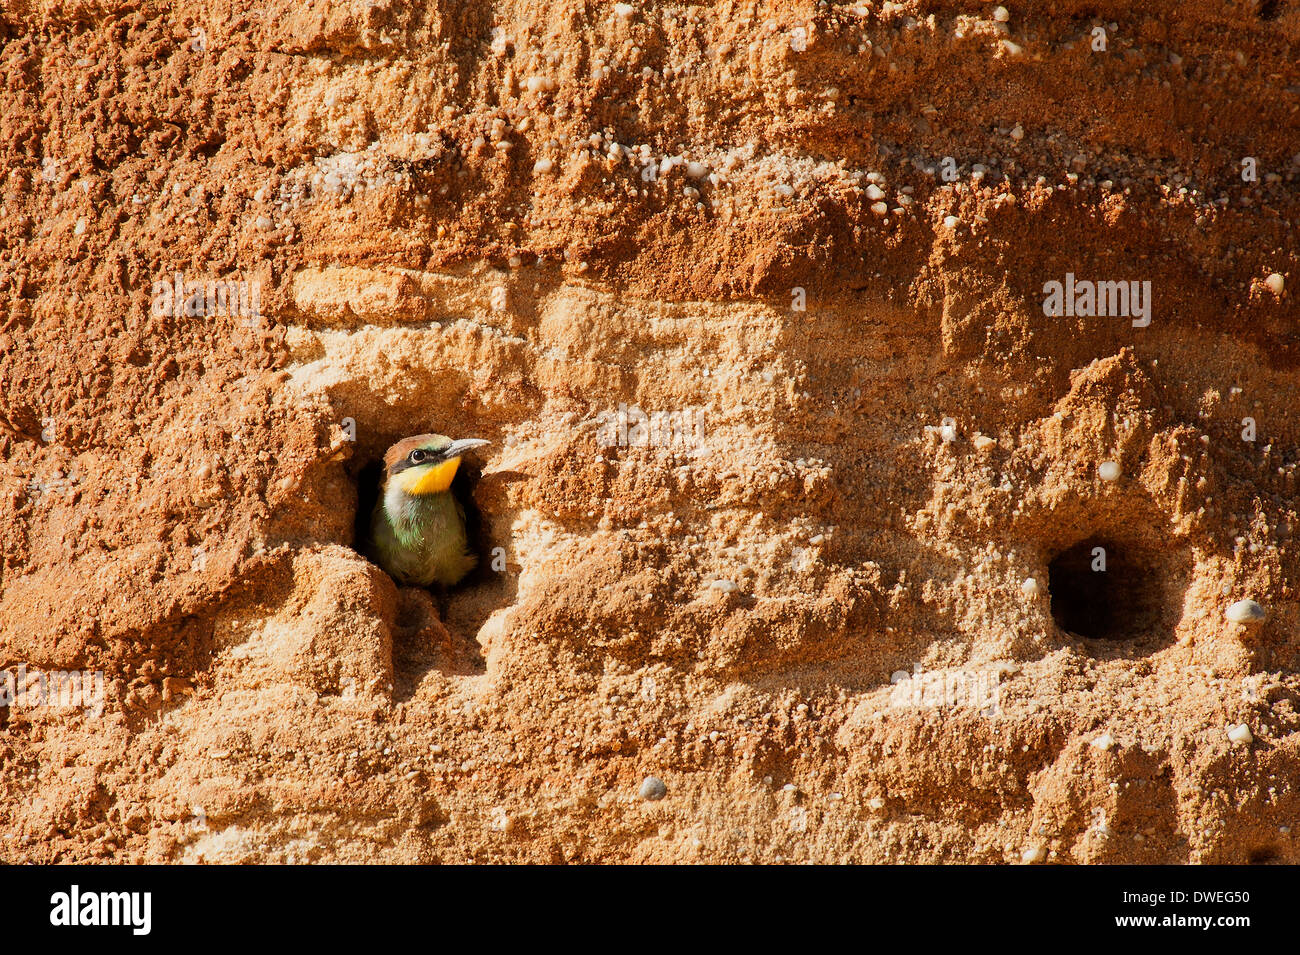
[708,579,738,593]
[870,200,889,217]
[1098,460,1121,481]
[942,214,961,230]
[639,775,667,800]
[865,184,885,201]
[1001,39,1023,55]
[1265,273,1284,296]
[993,5,1011,22]
[1225,599,1267,624]
[1009,124,1024,141]
[1021,844,1046,863]
[939,420,958,443]
[532,157,554,174]
[1090,732,1116,751]
[1227,723,1253,745]
[1021,577,1040,596]
[972,434,995,451]
[685,161,709,179]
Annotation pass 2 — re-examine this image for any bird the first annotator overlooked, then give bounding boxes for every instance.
[367,433,490,588]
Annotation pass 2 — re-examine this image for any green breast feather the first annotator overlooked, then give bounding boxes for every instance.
[369,490,477,587]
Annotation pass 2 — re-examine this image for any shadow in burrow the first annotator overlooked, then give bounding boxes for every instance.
[346,421,522,696]
[1034,503,1195,661]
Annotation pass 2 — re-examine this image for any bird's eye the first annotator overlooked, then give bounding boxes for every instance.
[409,449,426,463]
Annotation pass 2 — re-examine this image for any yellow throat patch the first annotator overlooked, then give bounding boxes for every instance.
[399,456,461,495]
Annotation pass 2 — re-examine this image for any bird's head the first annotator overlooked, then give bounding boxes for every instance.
[383,433,490,497]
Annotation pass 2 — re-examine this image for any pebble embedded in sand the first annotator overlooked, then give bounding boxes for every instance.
[533,157,555,174]
[939,420,958,443]
[1020,844,1046,863]
[1021,576,1040,596]
[973,434,995,451]
[1098,460,1121,481]
[942,215,961,230]
[708,579,738,593]
[1090,732,1116,751]
[870,201,889,216]
[1265,272,1285,296]
[1225,599,1266,624]
[993,6,1011,22]
[686,160,708,179]
[865,184,885,201]
[1226,723,1253,745]
[1009,124,1024,141]
[639,775,667,800]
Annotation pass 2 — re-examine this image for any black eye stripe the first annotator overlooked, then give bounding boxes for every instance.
[392,446,448,475]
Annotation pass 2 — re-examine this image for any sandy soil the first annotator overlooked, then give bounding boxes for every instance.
[0,0,1298,863]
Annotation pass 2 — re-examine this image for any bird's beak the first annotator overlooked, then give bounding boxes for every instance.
[404,439,489,495]
[443,438,491,458]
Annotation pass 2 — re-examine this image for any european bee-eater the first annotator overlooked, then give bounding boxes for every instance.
[368,433,489,588]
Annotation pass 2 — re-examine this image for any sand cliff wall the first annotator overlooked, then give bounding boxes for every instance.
[0,0,1298,862]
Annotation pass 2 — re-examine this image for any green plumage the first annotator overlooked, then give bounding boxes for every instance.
[369,486,477,588]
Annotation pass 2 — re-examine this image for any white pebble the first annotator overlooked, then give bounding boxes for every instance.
[708,579,738,593]
[1001,39,1023,55]
[1010,124,1024,141]
[993,5,1011,22]
[942,215,961,230]
[1265,272,1285,296]
[1021,577,1040,596]
[533,157,555,174]
[614,2,635,17]
[1090,732,1115,751]
[1227,723,1253,745]
[870,201,889,217]
[972,434,995,451]
[864,184,885,201]
[1098,461,1121,481]
[1225,599,1267,624]
[1021,844,1046,863]
[939,420,958,443]
[685,161,708,179]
